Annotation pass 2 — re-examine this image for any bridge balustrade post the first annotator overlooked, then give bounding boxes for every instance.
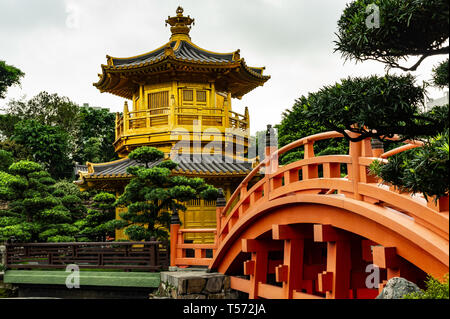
[242,239,283,299]
[314,224,352,299]
[303,140,319,180]
[215,189,226,245]
[170,207,181,267]
[265,124,278,176]
[359,138,379,183]
[427,195,449,212]
[371,138,384,158]
[372,246,419,292]
[348,133,363,201]
[272,224,311,298]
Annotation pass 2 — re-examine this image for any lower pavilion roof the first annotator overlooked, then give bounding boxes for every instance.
[76,155,254,182]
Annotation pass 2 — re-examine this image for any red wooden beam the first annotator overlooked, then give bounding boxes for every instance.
[318,271,333,293]
[249,250,268,299]
[313,224,350,242]
[326,240,351,299]
[361,239,377,262]
[241,239,283,253]
[275,265,288,282]
[244,260,255,276]
[272,224,312,240]
[372,246,398,269]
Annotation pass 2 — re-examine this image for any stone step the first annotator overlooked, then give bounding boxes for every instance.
[154,269,240,299]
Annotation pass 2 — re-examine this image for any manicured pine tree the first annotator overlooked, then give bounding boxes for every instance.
[113,146,219,241]
[75,192,116,242]
[300,0,449,200]
[0,160,79,242]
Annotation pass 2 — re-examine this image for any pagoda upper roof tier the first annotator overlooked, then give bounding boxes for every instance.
[93,7,270,100]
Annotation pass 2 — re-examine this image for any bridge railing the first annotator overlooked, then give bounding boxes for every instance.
[216,131,448,246]
[169,131,448,268]
[5,241,169,271]
[170,228,217,267]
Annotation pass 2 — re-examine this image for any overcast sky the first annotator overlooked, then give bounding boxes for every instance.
[1,0,447,134]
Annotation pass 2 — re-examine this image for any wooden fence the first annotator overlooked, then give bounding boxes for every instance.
[4,241,169,272]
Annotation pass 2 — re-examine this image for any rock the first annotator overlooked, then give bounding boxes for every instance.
[205,276,223,293]
[186,278,206,294]
[178,294,206,299]
[223,276,231,291]
[376,277,421,299]
[207,292,226,299]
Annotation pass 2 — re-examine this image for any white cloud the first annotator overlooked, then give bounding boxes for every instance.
[1,0,447,134]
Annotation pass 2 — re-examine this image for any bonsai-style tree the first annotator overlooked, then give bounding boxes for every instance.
[76,192,116,242]
[335,0,449,71]
[432,58,449,88]
[301,0,449,200]
[276,96,349,165]
[300,74,447,142]
[113,146,219,241]
[0,150,14,172]
[0,160,79,242]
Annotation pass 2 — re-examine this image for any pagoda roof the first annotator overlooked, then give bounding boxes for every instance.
[93,8,270,99]
[76,155,254,182]
[111,40,236,67]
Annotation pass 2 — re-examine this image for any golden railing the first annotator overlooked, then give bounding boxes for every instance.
[114,105,249,142]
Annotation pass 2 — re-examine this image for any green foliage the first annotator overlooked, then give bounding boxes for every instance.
[129,146,164,167]
[0,160,85,242]
[0,139,30,161]
[2,92,117,167]
[77,192,116,241]
[301,74,444,142]
[115,146,219,241]
[276,96,349,165]
[370,129,449,200]
[80,137,103,163]
[335,0,449,71]
[0,171,26,200]
[8,160,43,175]
[52,180,84,198]
[74,106,117,164]
[0,150,14,172]
[45,235,76,243]
[4,91,80,136]
[432,58,449,88]
[12,120,72,179]
[0,114,21,140]
[404,274,449,299]
[0,223,35,242]
[39,223,78,242]
[0,60,24,99]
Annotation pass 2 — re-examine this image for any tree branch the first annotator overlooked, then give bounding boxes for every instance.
[374,46,449,71]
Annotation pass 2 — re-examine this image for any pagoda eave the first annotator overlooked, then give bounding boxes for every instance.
[94,58,269,100]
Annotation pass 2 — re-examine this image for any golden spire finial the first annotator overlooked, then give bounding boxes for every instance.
[165,6,195,41]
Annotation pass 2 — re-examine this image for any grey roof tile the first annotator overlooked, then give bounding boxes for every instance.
[112,40,234,68]
[85,156,252,178]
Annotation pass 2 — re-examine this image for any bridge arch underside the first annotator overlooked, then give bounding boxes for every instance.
[210,196,449,299]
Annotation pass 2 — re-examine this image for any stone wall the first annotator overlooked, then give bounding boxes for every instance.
[151,270,243,299]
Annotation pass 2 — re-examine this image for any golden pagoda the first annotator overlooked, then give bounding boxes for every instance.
[76,7,270,242]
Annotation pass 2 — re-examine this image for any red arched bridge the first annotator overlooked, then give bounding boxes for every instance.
[170,131,449,299]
